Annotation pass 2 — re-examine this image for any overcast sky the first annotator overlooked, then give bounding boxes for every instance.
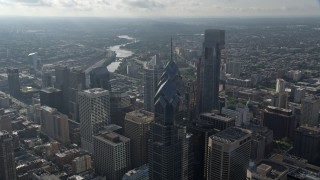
[0,0,319,17]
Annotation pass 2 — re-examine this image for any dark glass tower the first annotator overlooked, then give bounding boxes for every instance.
[90,66,111,91]
[149,44,193,180]
[7,68,21,97]
[200,29,225,113]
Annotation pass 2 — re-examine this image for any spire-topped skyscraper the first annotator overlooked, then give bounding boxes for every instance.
[143,54,164,112]
[148,40,193,180]
[199,29,225,113]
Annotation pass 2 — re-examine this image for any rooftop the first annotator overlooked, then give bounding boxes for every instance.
[200,112,235,122]
[41,87,61,93]
[95,132,130,144]
[125,109,154,124]
[211,127,251,143]
[249,160,289,179]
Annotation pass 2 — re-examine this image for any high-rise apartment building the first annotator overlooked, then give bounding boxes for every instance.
[143,55,164,112]
[149,57,193,180]
[40,106,70,143]
[90,66,111,90]
[262,106,296,140]
[124,109,153,169]
[40,87,63,112]
[200,29,225,113]
[93,132,131,180]
[7,68,21,97]
[300,96,320,126]
[79,88,110,153]
[0,130,16,180]
[207,127,252,180]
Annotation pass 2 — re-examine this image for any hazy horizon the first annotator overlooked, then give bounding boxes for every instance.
[0,0,319,18]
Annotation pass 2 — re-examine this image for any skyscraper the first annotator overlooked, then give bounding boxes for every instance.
[262,106,296,140]
[90,66,111,90]
[149,53,193,180]
[110,91,132,129]
[124,109,153,169]
[7,68,21,97]
[54,66,86,122]
[40,87,63,112]
[300,96,320,126]
[0,130,16,180]
[200,29,225,113]
[79,88,110,153]
[93,132,131,180]
[293,125,320,166]
[276,79,286,93]
[207,127,252,180]
[143,54,164,112]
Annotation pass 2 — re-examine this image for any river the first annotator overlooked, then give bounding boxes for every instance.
[107,35,135,72]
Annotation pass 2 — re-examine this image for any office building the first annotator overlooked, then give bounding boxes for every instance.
[292,86,305,103]
[0,115,12,134]
[149,57,193,180]
[110,91,132,128]
[276,79,286,93]
[40,106,70,143]
[40,87,63,112]
[263,106,296,140]
[300,96,320,126]
[0,91,10,108]
[123,164,149,180]
[200,29,225,113]
[207,127,252,180]
[143,54,164,112]
[244,125,274,161]
[188,120,218,180]
[293,125,320,166]
[90,66,111,90]
[0,131,16,180]
[28,52,41,71]
[79,88,110,153]
[93,132,131,180]
[54,66,86,122]
[199,112,235,131]
[124,109,153,169]
[41,72,53,88]
[226,61,241,78]
[7,68,21,97]
[247,160,289,180]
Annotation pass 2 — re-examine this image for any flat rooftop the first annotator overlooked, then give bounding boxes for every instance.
[125,109,154,124]
[211,127,251,143]
[250,160,288,179]
[297,125,320,135]
[81,88,109,95]
[200,112,234,122]
[41,87,61,93]
[95,132,130,144]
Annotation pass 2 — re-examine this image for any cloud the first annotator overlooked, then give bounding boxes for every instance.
[122,0,165,9]
[2,0,52,6]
